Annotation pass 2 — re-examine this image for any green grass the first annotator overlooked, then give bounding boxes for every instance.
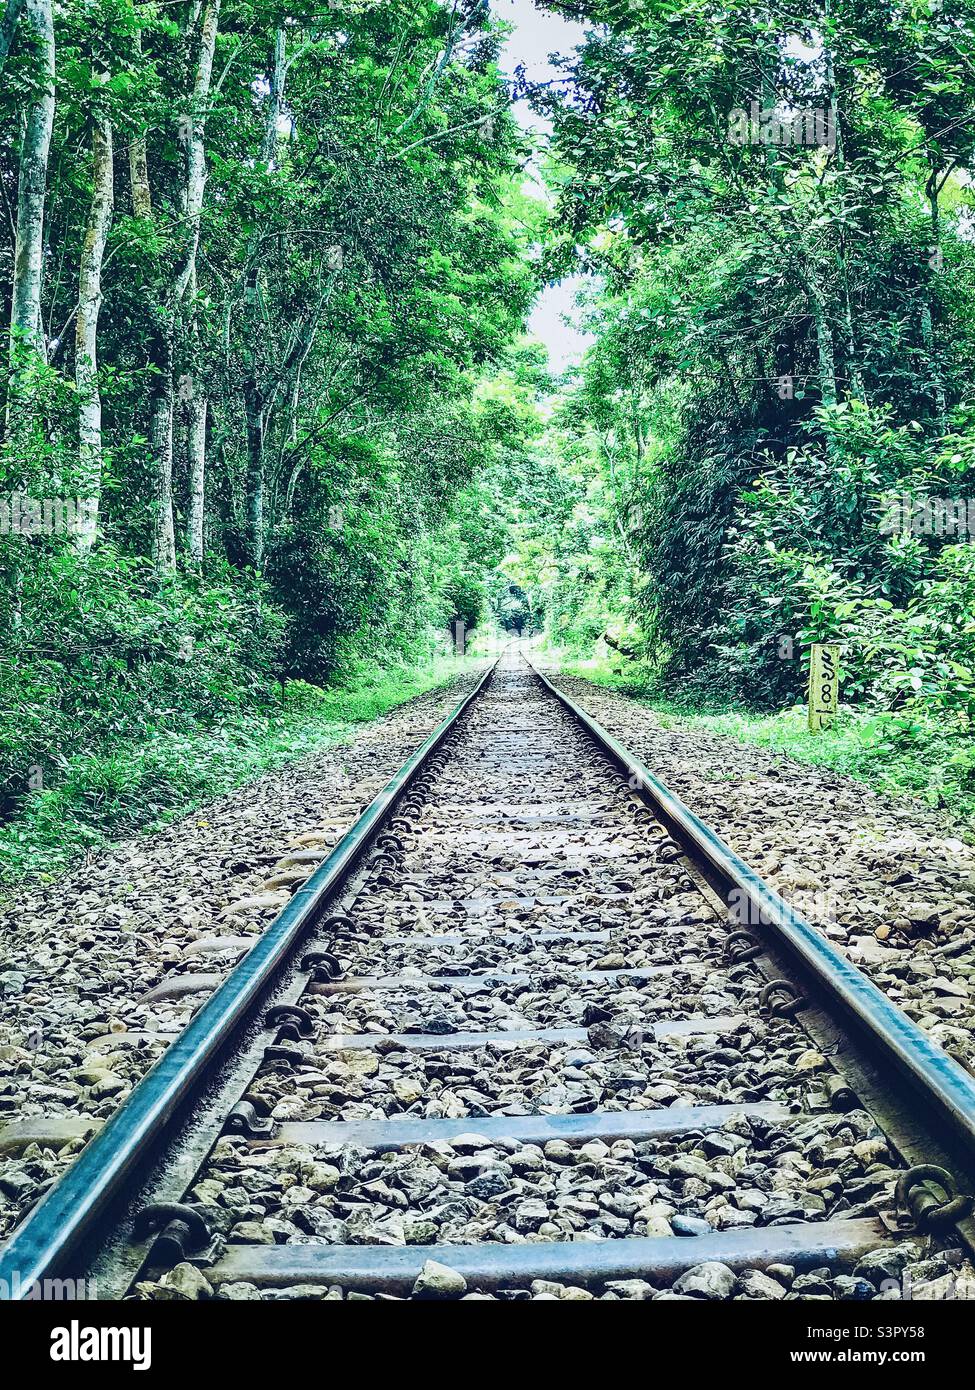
[559,652,975,828]
[0,654,473,888]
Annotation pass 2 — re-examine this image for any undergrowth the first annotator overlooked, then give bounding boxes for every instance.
[0,654,470,887]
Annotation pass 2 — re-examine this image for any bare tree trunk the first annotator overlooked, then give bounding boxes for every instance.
[179,256,208,567]
[149,0,220,574]
[275,297,325,476]
[0,0,25,74]
[75,115,113,551]
[262,26,286,170]
[242,24,285,566]
[923,162,949,436]
[8,0,54,365]
[129,29,152,219]
[129,137,152,218]
[0,0,30,618]
[150,321,177,573]
[172,0,220,303]
[185,384,206,565]
[169,0,219,568]
[148,320,177,570]
[284,458,303,516]
[244,374,265,567]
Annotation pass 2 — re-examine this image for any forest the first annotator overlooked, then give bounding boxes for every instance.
[2,0,975,881]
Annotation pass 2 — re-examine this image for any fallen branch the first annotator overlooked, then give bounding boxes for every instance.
[602,631,637,659]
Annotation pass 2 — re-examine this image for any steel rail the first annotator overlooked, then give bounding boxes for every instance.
[528,658,975,1170]
[0,658,498,1299]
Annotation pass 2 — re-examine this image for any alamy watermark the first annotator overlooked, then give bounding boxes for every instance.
[877,1264,975,1301]
[880,493,975,540]
[727,100,835,151]
[0,493,97,536]
[50,1318,150,1370]
[0,1274,96,1299]
[728,885,838,928]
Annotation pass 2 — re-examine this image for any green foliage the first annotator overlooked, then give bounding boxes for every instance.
[0,2,544,883]
[442,570,484,635]
[0,549,279,798]
[8,0,975,879]
[521,0,975,800]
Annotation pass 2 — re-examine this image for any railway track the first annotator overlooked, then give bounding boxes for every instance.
[3,649,975,1302]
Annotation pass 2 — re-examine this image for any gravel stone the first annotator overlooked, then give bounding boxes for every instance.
[412,1260,468,1299]
[158,1263,213,1300]
[735,1270,787,1300]
[672,1262,737,1300]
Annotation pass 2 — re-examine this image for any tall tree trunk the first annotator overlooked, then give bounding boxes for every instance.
[811,294,838,409]
[179,257,208,567]
[0,0,32,623]
[242,24,285,566]
[244,374,265,567]
[169,0,219,568]
[149,0,220,574]
[185,378,206,566]
[129,29,152,219]
[150,321,177,573]
[0,0,25,74]
[262,26,286,170]
[284,458,303,516]
[8,0,54,366]
[129,135,152,218]
[75,115,113,551]
[924,162,949,436]
[172,0,220,303]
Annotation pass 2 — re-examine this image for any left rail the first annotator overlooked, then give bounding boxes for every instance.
[0,658,498,1298]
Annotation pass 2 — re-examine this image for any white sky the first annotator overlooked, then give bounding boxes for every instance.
[495,0,593,372]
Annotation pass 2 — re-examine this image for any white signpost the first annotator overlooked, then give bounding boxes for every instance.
[808,643,840,732]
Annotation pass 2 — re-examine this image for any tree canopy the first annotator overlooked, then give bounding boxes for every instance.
[4,0,975,864]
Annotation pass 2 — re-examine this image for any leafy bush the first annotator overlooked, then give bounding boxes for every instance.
[0,547,284,815]
[689,404,975,717]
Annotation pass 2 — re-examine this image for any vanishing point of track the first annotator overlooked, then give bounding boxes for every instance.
[3,650,975,1300]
